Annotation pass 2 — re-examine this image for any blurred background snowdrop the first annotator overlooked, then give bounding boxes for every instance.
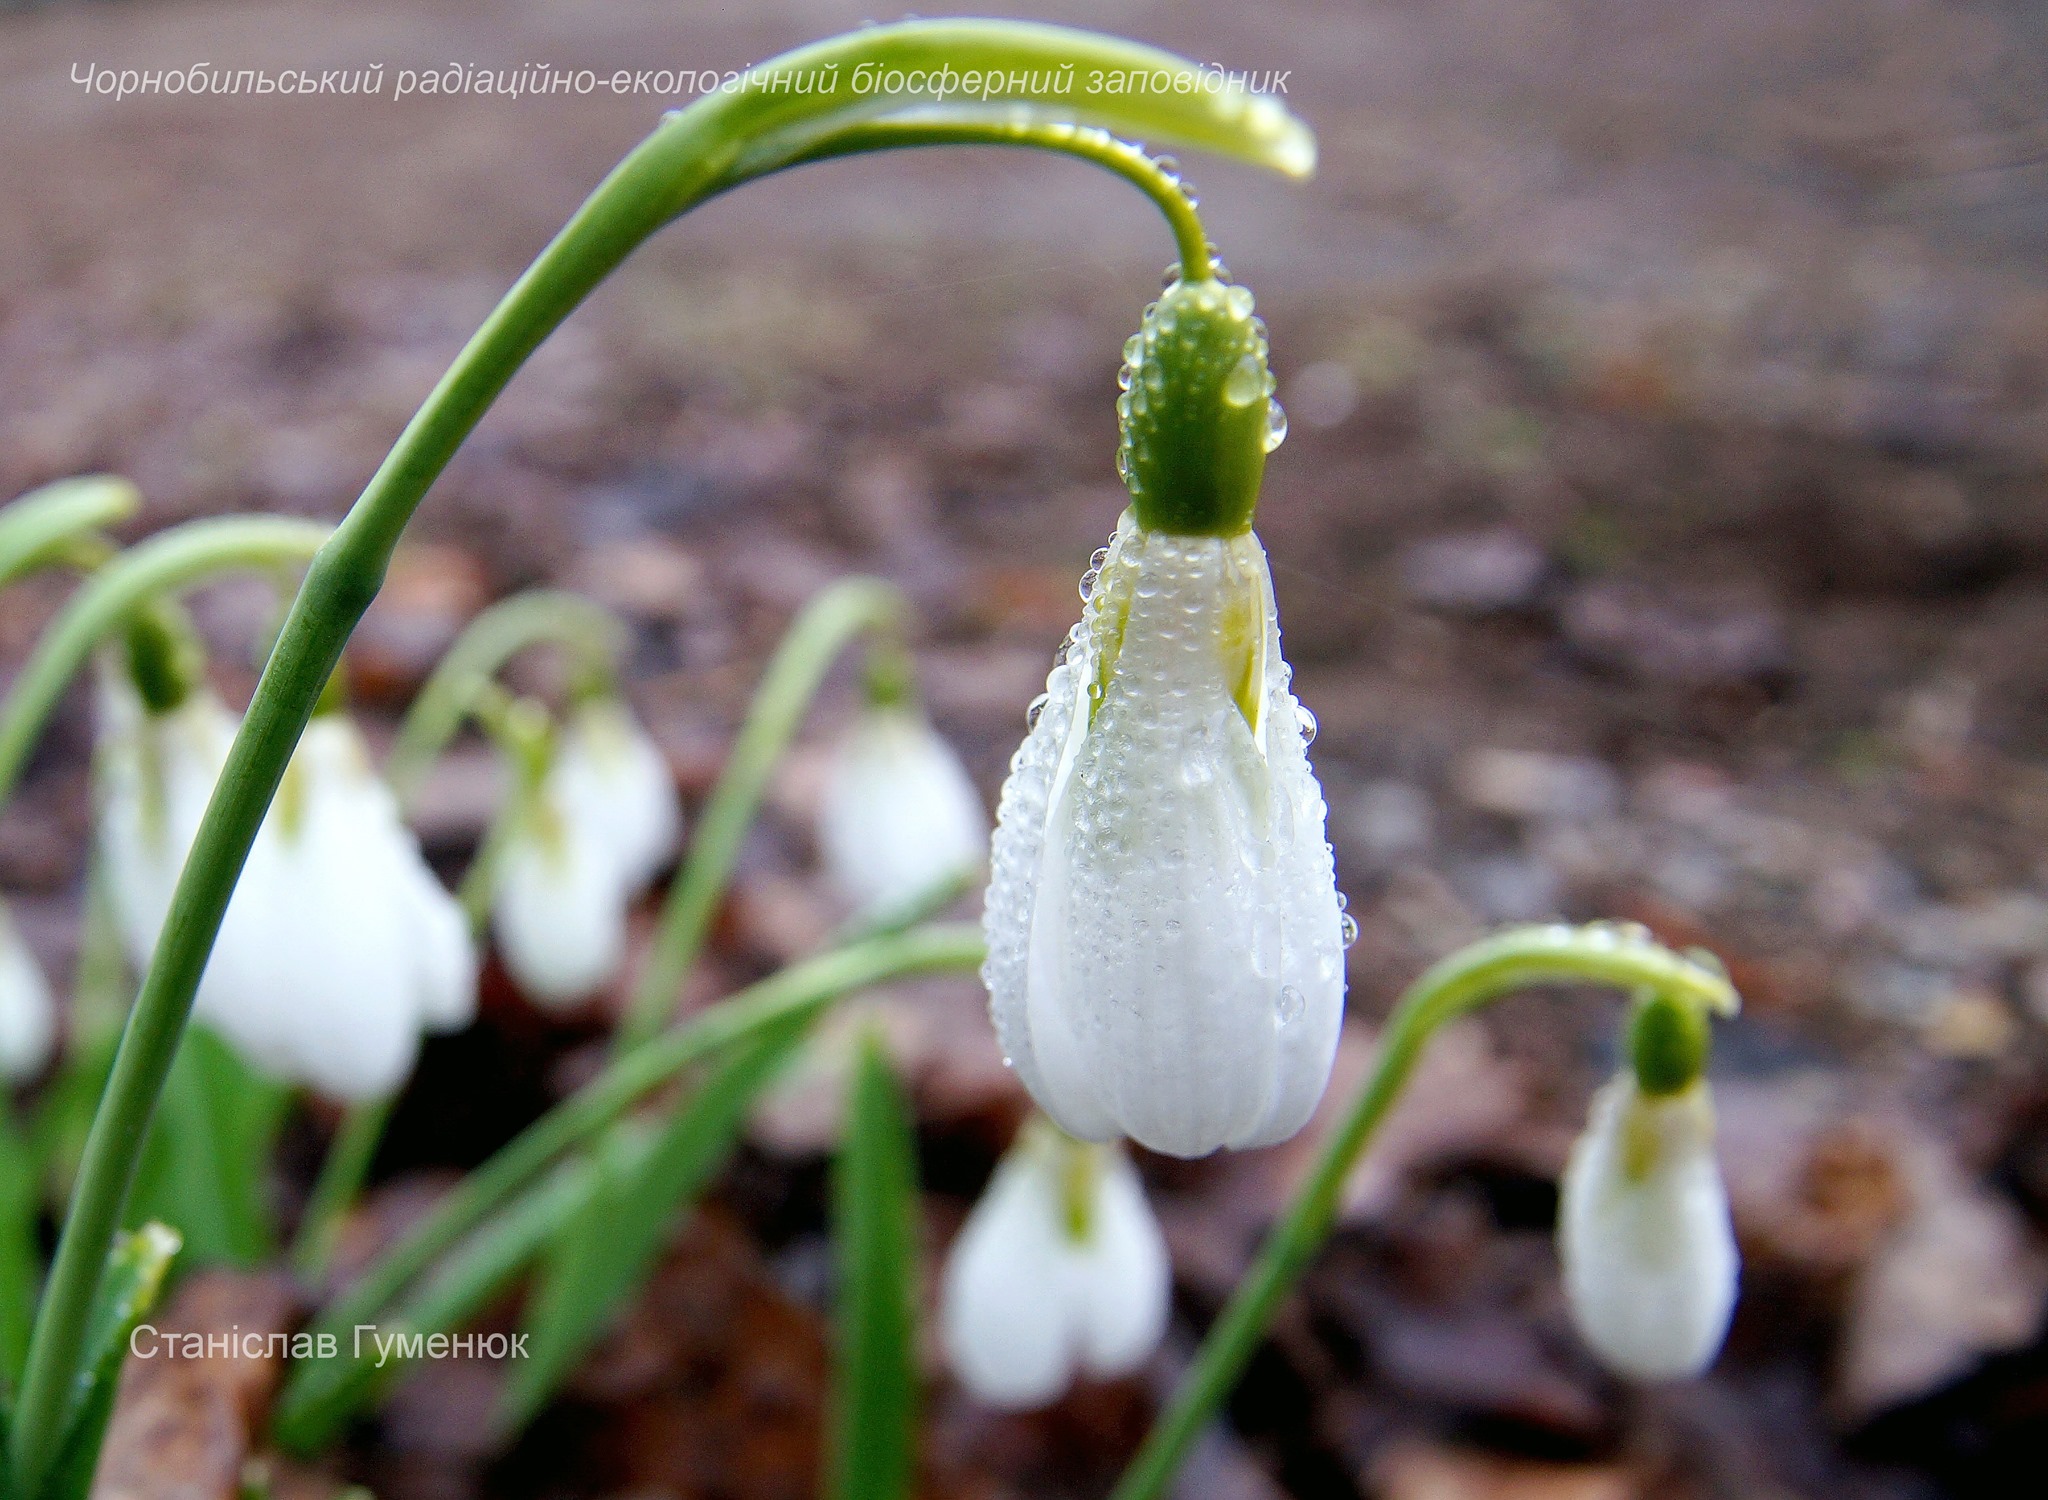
[1557,989,1740,1380]
[490,694,680,1008]
[93,636,475,1100]
[0,903,54,1083]
[818,676,987,923]
[1559,1071,1739,1380]
[940,1116,1170,1410]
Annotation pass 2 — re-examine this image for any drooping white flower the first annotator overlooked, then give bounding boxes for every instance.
[1558,1074,1739,1380]
[551,698,681,891]
[0,901,56,1083]
[95,675,477,1100]
[819,707,988,919]
[940,1119,1170,1409]
[491,698,680,1009]
[983,511,1345,1158]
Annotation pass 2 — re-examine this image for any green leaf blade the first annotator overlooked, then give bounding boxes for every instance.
[826,1036,919,1500]
[499,1012,810,1433]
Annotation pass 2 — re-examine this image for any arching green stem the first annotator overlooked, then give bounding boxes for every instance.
[9,23,1314,1488]
[383,590,625,809]
[1110,923,1739,1500]
[0,516,327,810]
[618,576,905,1049]
[271,920,984,1452]
[0,477,139,590]
[778,113,1212,278]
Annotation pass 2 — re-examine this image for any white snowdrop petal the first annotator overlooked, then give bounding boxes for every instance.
[0,904,56,1083]
[94,686,477,1099]
[984,516,1345,1157]
[492,803,631,1009]
[939,1152,1082,1410]
[94,679,237,975]
[406,860,480,1034]
[939,1125,1172,1409]
[1559,1075,1739,1380]
[1071,1150,1172,1379]
[820,711,989,918]
[555,700,681,891]
[194,720,451,1099]
[984,655,1092,1133]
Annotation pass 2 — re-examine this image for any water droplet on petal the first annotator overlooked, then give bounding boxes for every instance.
[1276,985,1305,1024]
[1078,568,1099,602]
[1222,354,1265,407]
[1224,284,1255,319]
[1025,692,1048,730]
[1295,704,1318,744]
[1685,945,1729,979]
[1340,912,1360,948]
[1264,399,1290,452]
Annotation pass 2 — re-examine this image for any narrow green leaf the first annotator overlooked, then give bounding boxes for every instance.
[0,1102,40,1392]
[500,1013,811,1432]
[826,1036,919,1500]
[126,1028,284,1268]
[41,1222,180,1500]
[272,1150,614,1452]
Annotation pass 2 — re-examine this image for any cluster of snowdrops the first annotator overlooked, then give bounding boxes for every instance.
[0,19,1749,1500]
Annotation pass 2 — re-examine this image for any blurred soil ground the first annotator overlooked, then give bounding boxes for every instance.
[4,0,2048,1496]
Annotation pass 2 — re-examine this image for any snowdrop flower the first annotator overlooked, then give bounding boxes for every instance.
[492,697,680,1008]
[1558,1073,1739,1379]
[95,673,476,1100]
[0,902,55,1082]
[983,276,1346,1159]
[940,1119,1170,1409]
[818,706,988,919]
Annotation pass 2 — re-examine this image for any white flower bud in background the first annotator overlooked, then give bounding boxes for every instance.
[983,511,1346,1158]
[940,1119,1170,1410]
[491,697,681,1009]
[1558,1073,1739,1380]
[0,901,56,1083]
[819,706,988,919]
[551,697,681,890]
[95,674,477,1100]
[493,794,630,1009]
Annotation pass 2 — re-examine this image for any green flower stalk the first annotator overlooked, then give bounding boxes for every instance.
[0,476,137,588]
[7,23,1316,1491]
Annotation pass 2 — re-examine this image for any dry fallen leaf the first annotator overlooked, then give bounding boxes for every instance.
[1369,1439,1641,1500]
[91,1271,297,1500]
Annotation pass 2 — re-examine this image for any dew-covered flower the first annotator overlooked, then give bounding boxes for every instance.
[492,697,681,1008]
[940,1118,1170,1409]
[0,901,55,1083]
[818,706,988,919]
[1558,1073,1739,1380]
[982,512,1345,1158]
[95,674,476,1100]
